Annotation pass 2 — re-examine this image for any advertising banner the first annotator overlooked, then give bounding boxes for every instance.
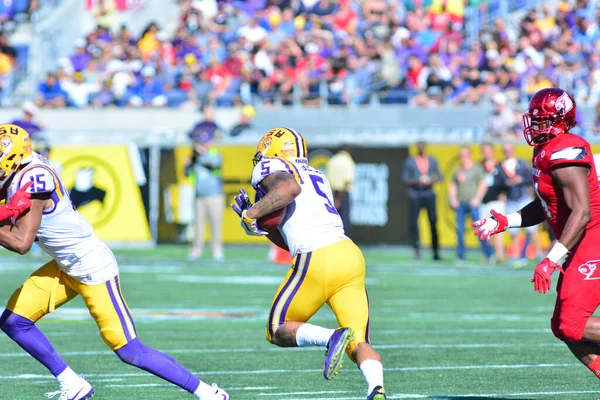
[308,147,410,245]
[50,145,151,243]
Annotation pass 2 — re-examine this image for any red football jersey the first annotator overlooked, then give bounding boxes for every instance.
[532,133,600,239]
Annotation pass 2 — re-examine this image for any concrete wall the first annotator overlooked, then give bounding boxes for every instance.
[3,105,597,146]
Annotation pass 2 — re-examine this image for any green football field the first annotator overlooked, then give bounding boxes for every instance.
[0,245,598,400]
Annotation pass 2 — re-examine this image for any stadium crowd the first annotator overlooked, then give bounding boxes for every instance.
[30,0,600,117]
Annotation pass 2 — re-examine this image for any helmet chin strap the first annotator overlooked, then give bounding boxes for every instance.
[0,171,11,190]
[0,155,33,189]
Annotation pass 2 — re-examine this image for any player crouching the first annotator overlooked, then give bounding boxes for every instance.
[0,125,228,400]
[232,127,386,400]
[473,88,600,380]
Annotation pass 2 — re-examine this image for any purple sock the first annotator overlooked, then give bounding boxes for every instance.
[0,310,68,376]
[115,338,200,393]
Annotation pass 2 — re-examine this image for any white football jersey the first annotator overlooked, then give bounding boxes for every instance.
[251,157,347,257]
[6,153,118,284]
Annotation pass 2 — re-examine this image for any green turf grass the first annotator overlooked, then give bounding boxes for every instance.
[0,245,597,399]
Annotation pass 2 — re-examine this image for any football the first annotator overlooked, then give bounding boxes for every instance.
[257,206,287,231]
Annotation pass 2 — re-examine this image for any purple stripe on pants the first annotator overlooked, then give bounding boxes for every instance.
[115,276,136,334]
[268,255,302,338]
[365,289,371,344]
[279,252,312,327]
[105,279,132,342]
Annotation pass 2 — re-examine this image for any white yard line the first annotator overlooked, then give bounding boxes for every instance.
[275,391,600,400]
[0,342,565,358]
[0,362,581,380]
[34,327,551,338]
[260,390,353,396]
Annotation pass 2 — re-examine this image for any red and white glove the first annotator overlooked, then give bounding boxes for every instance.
[532,241,569,294]
[472,209,509,241]
[532,258,563,294]
[0,181,33,221]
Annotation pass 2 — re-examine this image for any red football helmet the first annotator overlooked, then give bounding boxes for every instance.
[523,88,577,146]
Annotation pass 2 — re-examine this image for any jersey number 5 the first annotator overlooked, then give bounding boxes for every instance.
[309,174,338,215]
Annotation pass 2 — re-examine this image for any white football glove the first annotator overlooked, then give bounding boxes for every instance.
[472,209,509,241]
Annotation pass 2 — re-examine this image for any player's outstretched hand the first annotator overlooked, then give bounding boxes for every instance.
[472,209,508,241]
[5,181,34,218]
[531,258,563,294]
[231,189,253,217]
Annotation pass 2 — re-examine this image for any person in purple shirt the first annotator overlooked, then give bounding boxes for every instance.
[70,39,91,72]
[129,66,167,107]
[35,73,66,108]
[11,102,43,137]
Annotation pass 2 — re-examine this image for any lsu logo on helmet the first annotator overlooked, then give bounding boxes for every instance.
[253,127,307,165]
[0,124,33,186]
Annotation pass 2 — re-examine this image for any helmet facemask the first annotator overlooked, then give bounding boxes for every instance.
[252,151,263,166]
[523,113,558,146]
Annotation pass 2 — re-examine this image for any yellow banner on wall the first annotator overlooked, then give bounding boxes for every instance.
[412,143,600,249]
[174,145,268,244]
[49,145,151,242]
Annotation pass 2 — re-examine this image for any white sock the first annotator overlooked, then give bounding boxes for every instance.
[56,367,80,386]
[194,381,215,399]
[359,359,384,395]
[295,323,335,347]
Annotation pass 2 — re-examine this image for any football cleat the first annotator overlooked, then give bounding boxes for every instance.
[323,327,354,380]
[44,377,94,400]
[367,385,387,400]
[210,383,229,400]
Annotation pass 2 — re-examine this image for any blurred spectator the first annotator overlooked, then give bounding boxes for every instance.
[129,66,167,107]
[185,131,224,262]
[11,101,44,137]
[35,73,66,108]
[478,142,506,264]
[63,72,100,108]
[325,144,355,238]
[238,18,268,44]
[91,0,118,31]
[70,39,91,72]
[449,146,487,261]
[229,104,257,137]
[402,140,442,261]
[499,143,541,266]
[22,0,600,108]
[0,32,16,60]
[487,92,516,139]
[189,104,222,142]
[591,102,600,135]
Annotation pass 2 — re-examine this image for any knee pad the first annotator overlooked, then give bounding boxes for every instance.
[551,316,585,342]
[115,338,143,366]
[0,310,33,336]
